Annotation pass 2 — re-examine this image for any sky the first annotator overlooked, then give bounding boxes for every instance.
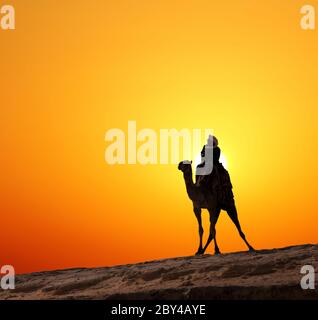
[1,0,317,274]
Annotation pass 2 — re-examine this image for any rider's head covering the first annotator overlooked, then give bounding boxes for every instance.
[207,134,218,148]
[200,135,219,159]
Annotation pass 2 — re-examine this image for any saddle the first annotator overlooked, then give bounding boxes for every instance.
[196,163,234,205]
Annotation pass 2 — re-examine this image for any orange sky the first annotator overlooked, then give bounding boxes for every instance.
[1,0,317,274]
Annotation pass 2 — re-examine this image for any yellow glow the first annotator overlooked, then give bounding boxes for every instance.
[220,154,228,169]
[0,0,317,273]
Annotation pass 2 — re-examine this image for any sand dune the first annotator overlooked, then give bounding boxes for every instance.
[1,244,318,300]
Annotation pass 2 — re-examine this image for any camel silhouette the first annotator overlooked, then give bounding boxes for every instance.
[178,160,254,255]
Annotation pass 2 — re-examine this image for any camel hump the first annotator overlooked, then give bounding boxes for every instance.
[216,164,232,189]
[195,163,233,192]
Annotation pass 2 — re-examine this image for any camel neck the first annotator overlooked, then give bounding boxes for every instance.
[183,171,194,186]
[182,171,196,201]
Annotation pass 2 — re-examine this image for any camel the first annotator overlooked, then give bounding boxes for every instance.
[178,160,255,255]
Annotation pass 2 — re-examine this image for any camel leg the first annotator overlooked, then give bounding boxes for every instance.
[226,204,255,251]
[202,208,220,254]
[193,207,204,255]
[214,234,221,255]
[212,208,221,254]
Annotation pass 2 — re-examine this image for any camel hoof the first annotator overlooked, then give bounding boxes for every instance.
[214,251,221,255]
[195,249,204,255]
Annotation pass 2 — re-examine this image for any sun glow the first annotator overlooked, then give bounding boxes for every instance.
[2,0,318,274]
[220,153,228,169]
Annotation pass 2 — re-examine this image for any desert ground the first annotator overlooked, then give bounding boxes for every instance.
[1,244,317,300]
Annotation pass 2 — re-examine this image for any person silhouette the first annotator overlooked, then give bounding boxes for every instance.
[195,135,220,187]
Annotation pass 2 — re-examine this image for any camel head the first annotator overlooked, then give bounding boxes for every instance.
[178,160,193,174]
